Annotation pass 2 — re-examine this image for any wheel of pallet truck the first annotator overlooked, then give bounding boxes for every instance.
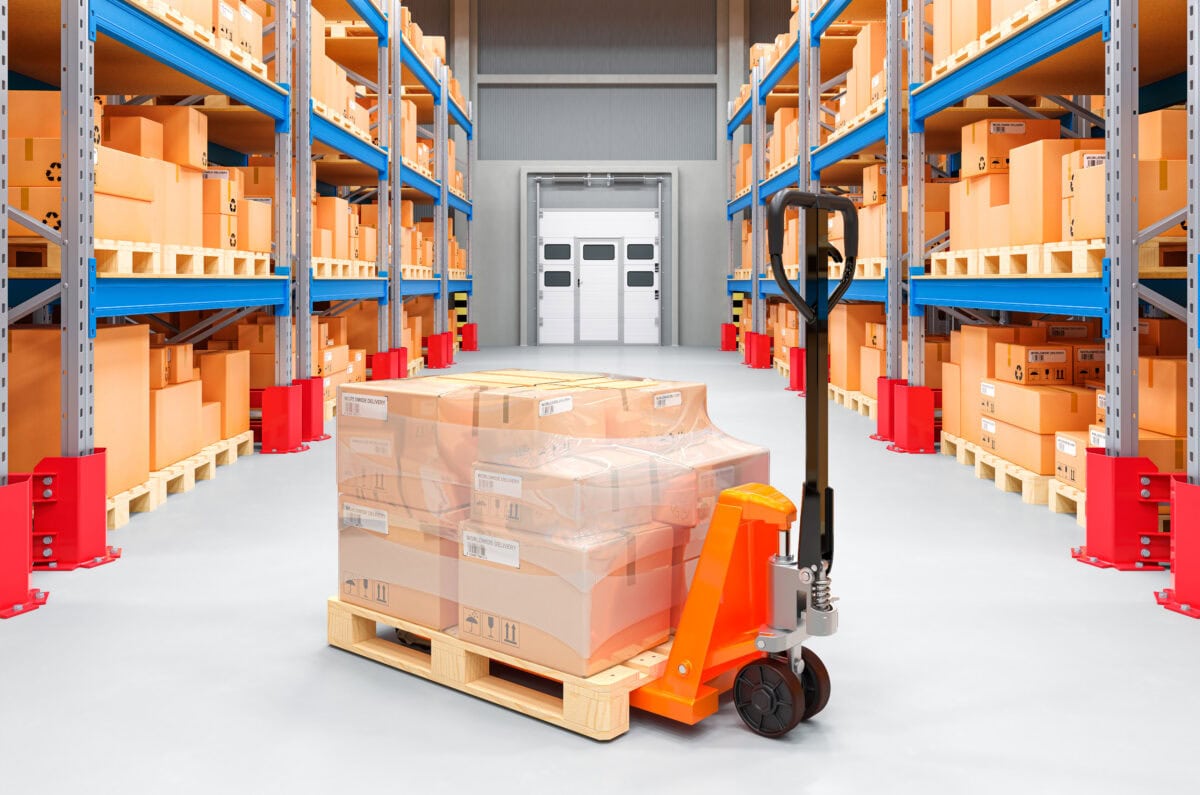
[733,657,806,738]
[798,646,831,721]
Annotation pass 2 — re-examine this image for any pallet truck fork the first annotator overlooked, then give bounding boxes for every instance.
[631,190,858,737]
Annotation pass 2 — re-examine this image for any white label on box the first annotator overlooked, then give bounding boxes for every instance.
[1083,154,1106,168]
[474,469,522,499]
[1078,348,1104,362]
[347,364,355,375]
[1138,320,1149,334]
[990,121,1026,135]
[1027,349,1068,364]
[349,436,392,457]
[240,4,254,20]
[219,1,235,20]
[324,377,331,389]
[654,391,683,409]
[1097,392,1107,408]
[981,418,997,434]
[463,531,520,568]
[538,396,573,417]
[203,169,231,180]
[1057,437,1078,457]
[980,382,996,398]
[341,392,388,420]
[325,350,333,362]
[1091,429,1106,447]
[342,502,388,535]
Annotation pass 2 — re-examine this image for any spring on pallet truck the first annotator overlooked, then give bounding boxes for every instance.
[624,191,856,735]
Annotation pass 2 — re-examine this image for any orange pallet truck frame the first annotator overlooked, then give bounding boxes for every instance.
[633,190,858,737]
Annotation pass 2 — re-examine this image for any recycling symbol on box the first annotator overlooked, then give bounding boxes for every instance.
[45,161,62,183]
[1014,364,1024,382]
[42,211,61,231]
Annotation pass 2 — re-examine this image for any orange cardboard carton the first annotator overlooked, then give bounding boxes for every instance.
[1073,345,1104,385]
[203,213,238,249]
[979,381,1094,434]
[961,118,1061,177]
[1087,425,1187,475]
[200,401,223,448]
[149,343,194,386]
[1138,356,1187,436]
[101,115,165,160]
[1008,138,1104,245]
[1053,430,1091,488]
[993,343,1074,386]
[150,380,203,469]
[830,303,885,391]
[197,349,250,437]
[1139,108,1187,161]
[472,385,615,468]
[1139,318,1187,357]
[318,344,350,377]
[592,379,711,439]
[457,520,673,677]
[979,416,1055,474]
[9,187,154,243]
[859,346,886,399]
[104,105,209,170]
[202,168,244,216]
[237,198,272,252]
[942,362,962,437]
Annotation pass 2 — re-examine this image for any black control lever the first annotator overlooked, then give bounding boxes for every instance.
[766,190,859,326]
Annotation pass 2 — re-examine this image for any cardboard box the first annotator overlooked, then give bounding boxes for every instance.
[1139,318,1187,357]
[1086,425,1188,476]
[200,401,223,448]
[958,325,1019,444]
[979,416,1055,474]
[951,0,992,53]
[979,381,1095,433]
[473,385,614,468]
[942,362,962,437]
[829,303,886,391]
[153,161,204,247]
[865,321,888,350]
[852,22,886,111]
[315,196,352,259]
[1008,139,1104,245]
[150,343,194,386]
[197,349,250,438]
[9,188,154,243]
[593,380,711,439]
[10,141,155,202]
[237,198,272,252]
[993,343,1074,386]
[249,352,275,389]
[240,165,275,198]
[1053,430,1091,488]
[9,91,101,139]
[961,118,1061,178]
[1066,159,1187,240]
[1073,345,1104,385]
[237,1,263,60]
[101,116,165,160]
[1139,108,1187,161]
[457,521,673,677]
[203,213,238,249]
[319,344,350,377]
[213,0,237,41]
[9,325,150,497]
[338,497,460,630]
[1061,150,1107,199]
[150,380,203,469]
[1139,356,1187,436]
[104,105,208,170]
[202,169,244,216]
[859,346,886,399]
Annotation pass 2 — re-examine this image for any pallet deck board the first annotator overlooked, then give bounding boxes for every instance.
[940,432,1052,506]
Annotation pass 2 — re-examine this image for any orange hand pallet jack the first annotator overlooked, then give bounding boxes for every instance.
[631,190,859,737]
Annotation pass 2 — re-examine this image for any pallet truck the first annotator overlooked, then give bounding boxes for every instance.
[630,190,858,737]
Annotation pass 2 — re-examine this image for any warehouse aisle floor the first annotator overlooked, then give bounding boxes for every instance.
[4,347,1197,793]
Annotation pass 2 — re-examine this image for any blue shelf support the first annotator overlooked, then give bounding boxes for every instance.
[449,99,473,139]
[345,0,388,41]
[311,106,389,175]
[311,277,388,304]
[759,39,799,101]
[726,191,753,220]
[727,98,752,139]
[810,109,886,178]
[400,40,440,96]
[811,0,854,44]
[448,191,473,218]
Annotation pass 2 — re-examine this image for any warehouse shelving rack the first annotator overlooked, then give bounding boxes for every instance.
[728,0,1198,612]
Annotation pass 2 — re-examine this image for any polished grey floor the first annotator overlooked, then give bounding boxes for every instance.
[3,346,1197,794]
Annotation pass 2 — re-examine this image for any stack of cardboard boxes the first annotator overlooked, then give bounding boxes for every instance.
[859,321,950,399]
[229,314,367,394]
[856,162,948,259]
[336,370,768,676]
[310,8,372,134]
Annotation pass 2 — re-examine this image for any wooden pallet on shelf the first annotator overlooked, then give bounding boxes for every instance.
[832,96,887,138]
[213,38,270,80]
[931,0,1068,80]
[974,244,1046,276]
[401,157,436,181]
[229,250,272,276]
[400,265,435,279]
[327,598,666,741]
[92,239,162,274]
[940,432,1052,506]
[929,249,977,276]
[858,257,886,279]
[106,431,255,530]
[448,268,467,279]
[128,0,217,49]
[324,397,337,421]
[1042,239,1105,275]
[1047,479,1087,528]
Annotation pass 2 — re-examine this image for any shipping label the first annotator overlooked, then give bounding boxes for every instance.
[1083,154,1106,169]
[1077,348,1104,362]
[462,531,520,569]
[981,418,997,434]
[654,391,683,409]
[980,382,996,398]
[341,392,388,420]
[203,169,231,180]
[1056,437,1078,456]
[1027,349,1068,364]
[990,121,1026,135]
[349,436,393,458]
[474,469,523,499]
[538,396,574,417]
[1090,429,1106,448]
[342,502,388,534]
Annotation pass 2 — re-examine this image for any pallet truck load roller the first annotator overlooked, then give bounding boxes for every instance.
[631,191,855,737]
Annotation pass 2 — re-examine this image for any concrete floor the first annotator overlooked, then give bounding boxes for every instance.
[3,346,1198,794]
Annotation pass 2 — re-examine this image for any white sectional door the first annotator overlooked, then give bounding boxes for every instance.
[577,240,621,342]
[537,239,575,345]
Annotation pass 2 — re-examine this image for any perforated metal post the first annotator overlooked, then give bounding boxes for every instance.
[794,11,809,351]
[750,64,765,335]
[1105,0,1138,456]
[1,0,7,483]
[728,98,736,282]
[296,0,314,379]
[376,21,391,352]
[884,0,903,379]
[390,1,405,348]
[1189,1,1199,483]
[435,63,450,335]
[274,0,294,386]
[906,0,926,385]
[804,0,821,351]
[62,0,95,457]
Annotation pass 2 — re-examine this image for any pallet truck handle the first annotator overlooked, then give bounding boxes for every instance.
[766,190,858,323]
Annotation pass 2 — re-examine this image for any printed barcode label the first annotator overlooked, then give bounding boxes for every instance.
[324,377,331,389]
[1138,320,1149,334]
[1028,349,1068,364]
[220,2,235,19]
[474,469,522,498]
[1097,392,1107,408]
[538,396,573,417]
[981,418,997,434]
[203,169,231,180]
[341,392,388,420]
[990,121,1026,135]
[1083,154,1106,168]
[325,351,333,362]
[240,4,254,19]
[347,364,355,375]
[1090,429,1106,447]
[349,436,392,457]
[1047,325,1088,338]
[1078,348,1103,362]
[462,531,520,568]
[980,382,996,398]
[1057,437,1078,456]
[342,502,388,534]
[654,391,682,409]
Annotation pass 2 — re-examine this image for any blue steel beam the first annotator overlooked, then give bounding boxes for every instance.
[727,191,753,219]
[726,276,886,303]
[402,163,442,201]
[910,0,1107,125]
[447,278,474,296]
[759,40,799,101]
[759,164,802,202]
[401,40,440,96]
[94,0,289,122]
[727,97,752,139]
[448,191,473,218]
[810,109,886,178]
[312,108,389,174]
[311,277,388,303]
[345,0,388,41]
[401,279,442,297]
[811,0,854,44]
[910,273,1108,318]
[449,98,473,139]
[91,276,288,316]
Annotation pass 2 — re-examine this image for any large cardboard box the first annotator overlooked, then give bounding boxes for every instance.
[1053,430,1091,488]
[1066,160,1187,240]
[104,105,208,170]
[1087,426,1187,476]
[457,521,673,677]
[9,188,154,243]
[237,1,264,60]
[202,169,244,216]
[200,401,223,448]
[101,116,165,160]
[152,161,204,247]
[197,349,250,438]
[473,385,614,468]
[9,325,150,497]
[150,380,203,469]
[237,198,272,252]
[852,22,886,110]
[951,0,992,53]
[979,381,1094,434]
[829,303,885,391]
[593,380,711,439]
[1008,138,1104,245]
[859,346,886,399]
[1139,318,1187,357]
[959,325,1019,444]
[338,497,460,630]
[979,416,1055,474]
[10,140,155,202]
[9,91,103,140]
[1139,108,1187,161]
[1073,345,1104,385]
[149,343,194,386]
[960,118,1061,178]
[315,196,352,259]
[318,344,350,377]
[203,213,238,249]
[993,343,1074,386]
[942,362,962,437]
[1139,356,1187,436]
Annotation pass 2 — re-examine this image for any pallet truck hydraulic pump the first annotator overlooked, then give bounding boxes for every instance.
[630,190,858,737]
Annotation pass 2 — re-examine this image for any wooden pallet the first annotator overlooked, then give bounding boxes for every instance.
[732,185,752,201]
[774,356,790,379]
[408,356,426,376]
[91,239,162,274]
[974,244,1045,276]
[827,384,874,419]
[940,433,1052,505]
[161,245,230,275]
[401,265,435,279]
[129,0,217,49]
[1043,239,1104,275]
[448,268,468,279]
[931,0,1067,81]
[1139,236,1189,276]
[732,268,753,280]
[106,431,254,530]
[939,431,975,465]
[324,397,337,421]
[327,598,665,741]
[930,249,977,276]
[1047,479,1087,527]
[213,38,270,80]
[401,157,436,181]
[229,251,272,276]
[858,257,887,279]
[833,96,887,137]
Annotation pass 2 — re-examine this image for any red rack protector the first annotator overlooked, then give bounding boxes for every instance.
[786,346,806,394]
[259,384,308,454]
[1156,480,1200,618]
[390,347,410,379]
[870,377,907,442]
[296,377,331,442]
[0,477,48,618]
[748,333,772,369]
[719,323,738,352]
[29,451,120,571]
[888,384,937,455]
[460,323,479,352]
[1073,450,1180,571]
